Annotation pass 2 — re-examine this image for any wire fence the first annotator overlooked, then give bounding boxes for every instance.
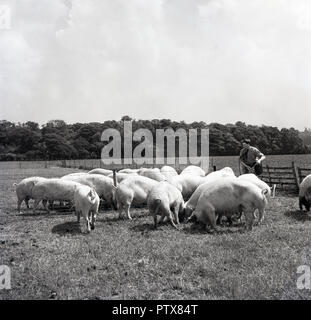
[1,158,310,193]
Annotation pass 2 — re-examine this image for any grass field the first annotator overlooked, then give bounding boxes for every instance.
[1,154,310,175]
[1,166,311,300]
[211,154,311,174]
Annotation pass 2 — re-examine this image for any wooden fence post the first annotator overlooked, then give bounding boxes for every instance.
[266,164,272,186]
[292,161,300,190]
[297,167,302,184]
[113,169,117,187]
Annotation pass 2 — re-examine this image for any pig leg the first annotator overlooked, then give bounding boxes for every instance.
[168,212,180,230]
[173,205,180,225]
[244,210,255,231]
[206,211,217,232]
[17,197,24,213]
[124,203,132,220]
[201,205,217,232]
[158,211,166,224]
[82,210,91,233]
[118,206,124,219]
[164,207,180,231]
[90,211,97,230]
[25,196,30,209]
[42,199,50,213]
[299,197,303,211]
[32,199,41,214]
[86,217,91,233]
[153,215,158,229]
[257,209,265,225]
[153,200,163,228]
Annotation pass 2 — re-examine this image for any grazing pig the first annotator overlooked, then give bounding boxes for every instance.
[299,174,311,211]
[201,167,235,182]
[114,176,158,219]
[88,168,113,176]
[188,178,268,232]
[166,166,210,200]
[139,167,160,173]
[118,168,139,174]
[50,172,88,209]
[62,172,88,177]
[160,165,178,179]
[237,173,275,223]
[61,174,116,208]
[147,181,185,230]
[74,185,100,233]
[238,173,274,200]
[31,179,82,213]
[210,166,235,176]
[184,174,235,220]
[108,172,137,183]
[13,177,48,213]
[180,165,205,177]
[138,168,167,182]
[168,175,204,200]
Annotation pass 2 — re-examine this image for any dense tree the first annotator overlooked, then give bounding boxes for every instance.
[300,128,311,146]
[0,117,309,160]
[42,133,76,160]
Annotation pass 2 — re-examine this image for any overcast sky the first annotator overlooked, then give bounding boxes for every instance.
[0,0,311,129]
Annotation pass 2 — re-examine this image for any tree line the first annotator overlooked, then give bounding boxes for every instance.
[0,117,309,161]
[300,128,311,147]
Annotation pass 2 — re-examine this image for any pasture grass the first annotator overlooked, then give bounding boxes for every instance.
[211,154,311,174]
[1,167,311,300]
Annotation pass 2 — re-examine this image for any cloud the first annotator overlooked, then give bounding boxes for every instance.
[0,0,311,129]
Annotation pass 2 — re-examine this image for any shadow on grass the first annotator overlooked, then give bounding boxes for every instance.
[99,203,116,211]
[130,222,170,233]
[51,221,81,235]
[100,214,138,223]
[182,224,208,235]
[284,209,311,222]
[182,222,247,235]
[101,215,122,223]
[20,209,74,217]
[101,212,148,223]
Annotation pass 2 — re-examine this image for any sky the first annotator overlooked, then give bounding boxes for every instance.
[0,0,311,129]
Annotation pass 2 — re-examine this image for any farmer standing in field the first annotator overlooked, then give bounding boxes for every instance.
[239,138,266,176]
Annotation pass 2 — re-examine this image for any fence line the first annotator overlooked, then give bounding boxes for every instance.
[62,159,311,192]
[258,161,310,192]
[0,158,205,172]
[1,159,310,193]
[0,160,64,169]
[62,158,206,173]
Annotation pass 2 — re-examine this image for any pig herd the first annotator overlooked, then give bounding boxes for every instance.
[13,164,311,234]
